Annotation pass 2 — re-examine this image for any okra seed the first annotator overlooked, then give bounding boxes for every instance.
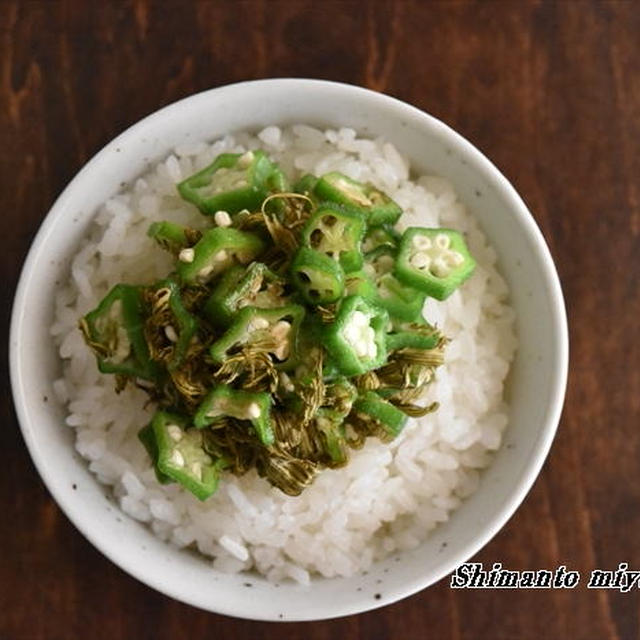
[167,425,183,442]
[431,257,450,277]
[435,233,451,249]
[190,462,202,480]
[214,210,232,227]
[412,235,432,250]
[271,321,291,340]
[448,251,465,266]
[238,150,254,168]
[251,317,270,330]
[351,311,369,327]
[214,250,228,262]
[247,403,261,419]
[363,264,376,278]
[178,248,195,263]
[170,450,185,467]
[279,372,295,392]
[198,265,214,279]
[376,255,394,272]
[410,252,431,269]
[164,325,178,343]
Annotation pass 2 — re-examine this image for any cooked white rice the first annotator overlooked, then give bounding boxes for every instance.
[52,125,516,584]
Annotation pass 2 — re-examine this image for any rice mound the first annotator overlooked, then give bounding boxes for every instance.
[52,125,517,585]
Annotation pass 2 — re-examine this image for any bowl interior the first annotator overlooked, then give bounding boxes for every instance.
[10,79,567,620]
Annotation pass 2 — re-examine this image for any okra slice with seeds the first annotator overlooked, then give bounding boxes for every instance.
[301,203,366,273]
[79,284,158,381]
[394,227,476,300]
[365,246,426,322]
[194,384,274,446]
[177,150,287,215]
[352,391,408,441]
[204,262,287,327]
[386,325,441,352]
[293,173,319,197]
[145,278,199,371]
[209,304,305,369]
[290,247,345,305]
[323,295,389,376]
[176,227,265,285]
[147,221,202,257]
[375,273,427,323]
[313,172,402,226]
[323,377,358,418]
[344,269,377,302]
[314,408,349,467]
[362,224,401,254]
[138,423,173,485]
[151,411,226,500]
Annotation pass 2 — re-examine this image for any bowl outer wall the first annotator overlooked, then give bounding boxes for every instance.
[10,79,568,620]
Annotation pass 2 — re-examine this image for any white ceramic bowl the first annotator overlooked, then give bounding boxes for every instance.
[10,79,568,620]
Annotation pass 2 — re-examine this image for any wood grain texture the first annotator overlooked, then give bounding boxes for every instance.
[2,1,638,638]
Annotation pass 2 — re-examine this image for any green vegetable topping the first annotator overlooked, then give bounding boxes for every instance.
[301,203,365,273]
[177,150,287,216]
[150,411,227,501]
[79,284,158,382]
[194,384,274,446]
[176,227,266,285]
[290,247,345,304]
[79,149,476,499]
[204,262,286,327]
[313,172,402,226]
[352,391,408,441]
[324,295,388,376]
[395,227,476,300]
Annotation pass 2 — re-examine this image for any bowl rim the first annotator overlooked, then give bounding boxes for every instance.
[10,78,568,620]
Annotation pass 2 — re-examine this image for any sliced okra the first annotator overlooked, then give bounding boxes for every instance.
[138,423,173,485]
[290,247,345,305]
[375,273,427,323]
[293,173,319,197]
[194,384,274,446]
[144,278,199,371]
[204,262,287,327]
[314,408,348,467]
[386,324,441,351]
[362,224,401,254]
[313,171,402,226]
[176,227,265,285]
[394,227,476,300]
[352,391,408,441]
[323,377,358,418]
[147,221,202,256]
[344,269,377,301]
[323,295,389,376]
[209,304,305,369]
[301,203,365,273]
[151,411,226,501]
[79,284,158,381]
[177,150,287,215]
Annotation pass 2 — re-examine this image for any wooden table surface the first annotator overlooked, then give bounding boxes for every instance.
[2,1,638,638]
